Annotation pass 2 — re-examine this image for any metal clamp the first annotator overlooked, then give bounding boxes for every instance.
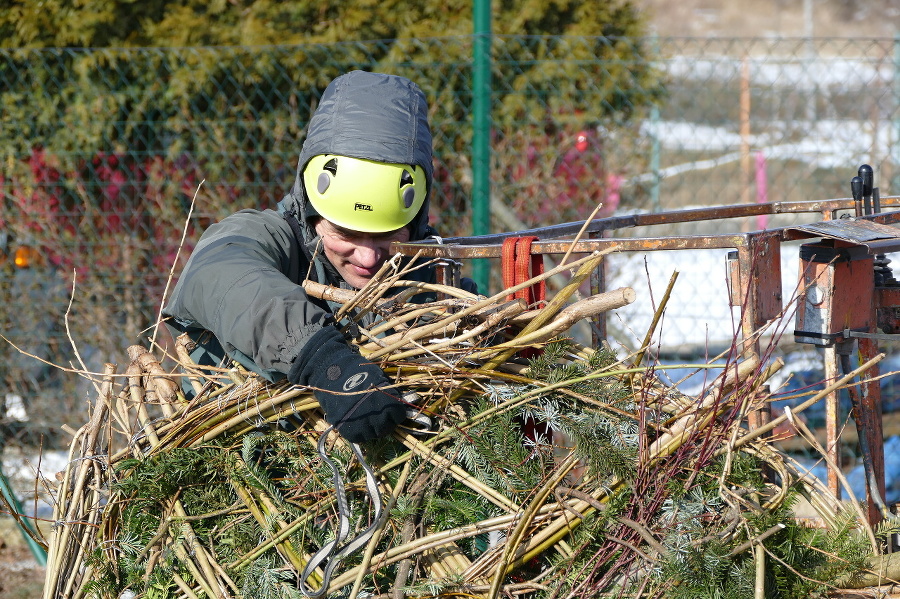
[298,429,384,598]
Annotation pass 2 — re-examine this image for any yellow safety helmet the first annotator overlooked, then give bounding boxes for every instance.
[303,154,427,233]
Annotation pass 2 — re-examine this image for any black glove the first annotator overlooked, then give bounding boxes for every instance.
[289,325,407,443]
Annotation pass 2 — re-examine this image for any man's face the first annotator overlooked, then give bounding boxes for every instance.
[314,219,411,289]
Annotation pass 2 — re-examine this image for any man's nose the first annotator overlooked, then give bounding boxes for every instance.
[353,240,386,268]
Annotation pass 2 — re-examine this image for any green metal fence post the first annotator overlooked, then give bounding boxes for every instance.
[472,0,492,293]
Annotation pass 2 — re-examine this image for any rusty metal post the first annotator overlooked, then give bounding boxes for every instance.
[431,256,462,301]
[736,232,782,430]
[858,335,886,526]
[589,230,607,346]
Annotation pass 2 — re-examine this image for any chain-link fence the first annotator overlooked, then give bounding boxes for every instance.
[1,35,899,438]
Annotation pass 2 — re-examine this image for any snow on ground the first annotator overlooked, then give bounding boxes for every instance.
[1,449,68,519]
[798,435,900,505]
[606,243,802,351]
[637,117,897,177]
[663,54,894,91]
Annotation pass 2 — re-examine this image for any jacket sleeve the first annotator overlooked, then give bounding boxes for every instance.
[162,209,332,377]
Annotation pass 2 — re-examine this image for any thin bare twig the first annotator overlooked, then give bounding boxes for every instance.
[152,179,203,348]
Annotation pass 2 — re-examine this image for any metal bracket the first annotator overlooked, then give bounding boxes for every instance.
[842,328,899,342]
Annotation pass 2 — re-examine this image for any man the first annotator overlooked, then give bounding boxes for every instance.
[163,71,469,443]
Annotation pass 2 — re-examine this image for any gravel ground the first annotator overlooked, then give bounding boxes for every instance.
[0,519,45,599]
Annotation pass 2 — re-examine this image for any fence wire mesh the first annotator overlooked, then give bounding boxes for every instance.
[2,35,899,436]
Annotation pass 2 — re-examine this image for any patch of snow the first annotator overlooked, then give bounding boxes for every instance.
[5,394,28,422]
[2,449,69,519]
[606,244,803,350]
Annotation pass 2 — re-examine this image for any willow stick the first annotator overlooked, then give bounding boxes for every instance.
[367,252,609,361]
[173,499,236,597]
[629,270,678,384]
[126,363,234,598]
[229,476,312,580]
[477,251,609,371]
[334,253,406,320]
[397,433,519,512]
[505,287,634,329]
[729,353,884,451]
[228,499,325,571]
[43,364,112,599]
[326,506,569,591]
[127,344,182,413]
[170,540,222,599]
[486,287,636,349]
[783,407,878,551]
[304,278,478,307]
[648,355,761,460]
[560,202,606,268]
[380,299,527,361]
[488,452,580,598]
[172,572,202,599]
[363,298,526,349]
[336,251,436,321]
[142,385,313,448]
[363,303,457,341]
[484,358,780,574]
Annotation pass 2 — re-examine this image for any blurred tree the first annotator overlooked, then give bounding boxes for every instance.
[1,0,646,49]
[0,0,659,227]
[0,0,661,428]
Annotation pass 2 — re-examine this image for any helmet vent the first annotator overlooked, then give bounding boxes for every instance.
[400,170,416,207]
[402,187,416,208]
[316,158,339,194]
[316,172,331,194]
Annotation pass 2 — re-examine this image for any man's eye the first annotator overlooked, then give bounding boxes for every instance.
[329,229,356,241]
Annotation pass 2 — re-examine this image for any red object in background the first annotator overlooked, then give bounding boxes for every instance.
[508,126,622,227]
[574,131,589,153]
[553,128,621,217]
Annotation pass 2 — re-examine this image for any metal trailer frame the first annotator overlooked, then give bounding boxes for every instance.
[392,196,900,525]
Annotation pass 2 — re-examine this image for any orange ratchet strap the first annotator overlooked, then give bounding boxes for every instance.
[502,236,546,360]
[502,236,546,308]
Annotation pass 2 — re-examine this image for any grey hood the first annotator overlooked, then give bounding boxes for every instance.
[279,70,435,249]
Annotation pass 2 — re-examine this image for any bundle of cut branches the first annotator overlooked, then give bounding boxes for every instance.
[27,251,893,599]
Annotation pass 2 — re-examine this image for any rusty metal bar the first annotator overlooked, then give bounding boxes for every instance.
[396,235,754,259]
[397,200,900,260]
[588,229,607,345]
[736,231,783,432]
[415,197,900,249]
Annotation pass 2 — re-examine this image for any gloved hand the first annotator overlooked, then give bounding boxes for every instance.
[289,325,407,443]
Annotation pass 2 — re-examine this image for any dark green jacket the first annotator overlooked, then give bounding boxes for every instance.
[162,71,441,382]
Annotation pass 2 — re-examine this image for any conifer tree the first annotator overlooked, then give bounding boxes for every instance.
[0,0,659,419]
[1,0,647,49]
